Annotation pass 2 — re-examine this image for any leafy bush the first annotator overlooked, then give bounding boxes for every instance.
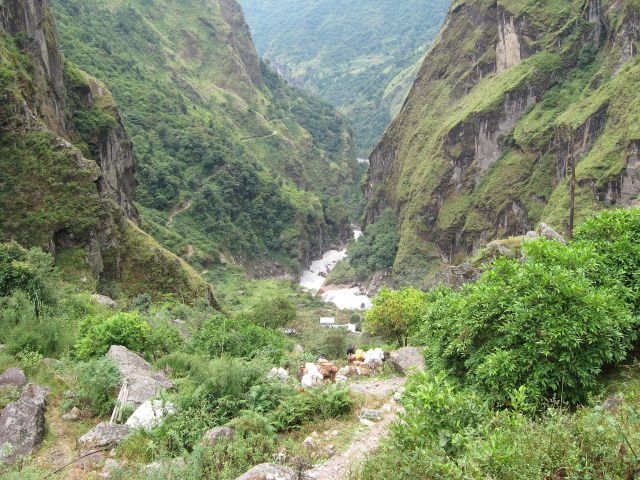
[365,287,431,346]
[190,314,289,361]
[270,385,352,431]
[76,312,151,358]
[74,358,122,416]
[417,246,636,406]
[242,297,296,329]
[0,242,55,316]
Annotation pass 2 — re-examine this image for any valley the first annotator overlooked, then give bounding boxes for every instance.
[1,0,640,479]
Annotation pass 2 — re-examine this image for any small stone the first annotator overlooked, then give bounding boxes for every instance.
[104,459,119,472]
[78,422,130,454]
[91,294,117,308]
[604,393,624,412]
[202,426,235,447]
[62,407,81,422]
[359,409,383,422]
[303,436,318,448]
[360,418,375,427]
[236,463,296,480]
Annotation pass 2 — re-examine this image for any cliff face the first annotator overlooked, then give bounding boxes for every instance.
[0,0,215,303]
[366,0,640,286]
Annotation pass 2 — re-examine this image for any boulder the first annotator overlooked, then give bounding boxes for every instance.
[91,294,117,308]
[0,384,50,464]
[389,347,425,374]
[0,367,26,389]
[78,422,130,453]
[106,345,173,407]
[267,368,289,381]
[236,463,296,480]
[539,223,567,245]
[203,426,235,447]
[125,400,175,431]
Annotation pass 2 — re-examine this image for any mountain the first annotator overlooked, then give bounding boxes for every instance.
[240,0,451,156]
[0,0,214,303]
[50,0,356,275]
[364,0,640,286]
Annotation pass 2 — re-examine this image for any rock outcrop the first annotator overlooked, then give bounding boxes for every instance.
[106,345,174,407]
[202,426,236,447]
[0,384,50,464]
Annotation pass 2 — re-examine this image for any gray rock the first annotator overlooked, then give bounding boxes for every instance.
[0,368,26,389]
[604,393,624,412]
[62,407,81,422]
[203,426,235,447]
[389,347,425,374]
[539,223,567,245]
[235,463,296,480]
[91,294,117,308]
[0,384,50,464]
[359,409,383,422]
[106,345,174,407]
[525,230,539,239]
[78,422,130,453]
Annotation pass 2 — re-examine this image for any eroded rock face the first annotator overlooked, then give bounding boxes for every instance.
[0,368,26,389]
[235,463,296,480]
[389,347,425,374]
[0,384,50,464]
[106,345,174,407]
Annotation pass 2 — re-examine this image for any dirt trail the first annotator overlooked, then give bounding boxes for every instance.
[240,130,278,142]
[305,377,406,480]
[165,166,228,226]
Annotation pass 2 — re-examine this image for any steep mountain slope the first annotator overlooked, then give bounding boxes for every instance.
[366,0,640,286]
[51,0,356,274]
[240,0,451,156]
[0,0,214,303]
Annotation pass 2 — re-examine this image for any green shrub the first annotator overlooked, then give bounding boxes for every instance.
[76,312,151,358]
[74,358,122,416]
[365,287,431,346]
[190,314,289,361]
[244,297,296,329]
[270,385,352,431]
[416,247,637,406]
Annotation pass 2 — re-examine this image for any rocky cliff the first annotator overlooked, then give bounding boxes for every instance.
[0,0,216,304]
[366,0,640,286]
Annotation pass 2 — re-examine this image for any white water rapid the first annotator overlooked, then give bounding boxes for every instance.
[299,229,372,310]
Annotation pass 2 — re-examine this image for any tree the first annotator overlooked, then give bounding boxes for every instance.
[0,241,54,317]
[364,287,427,346]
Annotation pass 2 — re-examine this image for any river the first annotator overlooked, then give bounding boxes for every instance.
[299,229,372,310]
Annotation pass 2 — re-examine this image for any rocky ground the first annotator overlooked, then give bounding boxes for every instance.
[305,377,406,480]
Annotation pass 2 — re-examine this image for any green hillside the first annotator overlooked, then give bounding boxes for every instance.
[365,0,640,286]
[240,0,451,156]
[51,0,356,274]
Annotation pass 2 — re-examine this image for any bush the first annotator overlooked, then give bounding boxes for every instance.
[365,287,431,346]
[416,243,637,406]
[190,314,289,361]
[245,297,296,329]
[76,312,151,358]
[270,385,352,431]
[74,358,122,416]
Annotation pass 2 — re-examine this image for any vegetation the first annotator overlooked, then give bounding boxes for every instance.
[348,209,400,281]
[363,0,640,287]
[241,0,451,155]
[51,0,356,270]
[355,208,640,478]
